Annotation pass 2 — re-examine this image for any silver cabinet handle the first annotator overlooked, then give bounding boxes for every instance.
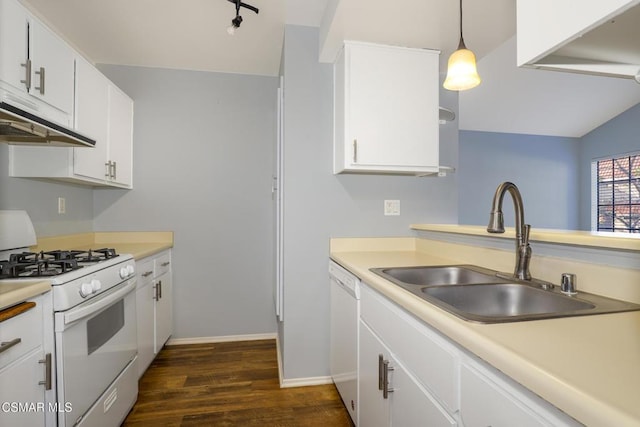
[153,282,159,301]
[158,280,162,299]
[378,354,384,390]
[353,139,358,163]
[34,67,45,95]
[39,353,52,390]
[0,338,21,354]
[20,59,32,91]
[105,161,111,178]
[382,359,394,399]
[160,262,170,267]
[112,161,117,180]
[141,271,153,278]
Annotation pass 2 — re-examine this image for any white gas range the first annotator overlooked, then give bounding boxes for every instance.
[0,211,138,427]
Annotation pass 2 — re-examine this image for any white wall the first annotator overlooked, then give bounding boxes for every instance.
[278,25,459,380]
[94,65,279,339]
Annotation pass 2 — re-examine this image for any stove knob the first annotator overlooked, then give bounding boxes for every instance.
[119,267,129,279]
[91,279,102,292]
[127,265,135,276]
[80,282,93,298]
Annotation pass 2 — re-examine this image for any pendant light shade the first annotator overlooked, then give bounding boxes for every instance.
[443,0,481,91]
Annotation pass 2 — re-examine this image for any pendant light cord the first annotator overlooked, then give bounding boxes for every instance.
[458,0,467,50]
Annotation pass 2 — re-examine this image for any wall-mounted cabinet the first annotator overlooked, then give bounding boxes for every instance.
[9,56,134,188]
[517,0,640,79]
[334,41,440,175]
[0,0,74,126]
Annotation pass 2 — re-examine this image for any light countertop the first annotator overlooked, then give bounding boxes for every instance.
[33,231,174,260]
[331,238,640,427]
[412,223,640,251]
[0,280,50,311]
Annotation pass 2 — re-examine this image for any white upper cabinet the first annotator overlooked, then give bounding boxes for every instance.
[0,0,74,125]
[334,41,440,175]
[106,84,134,187]
[9,57,134,188]
[517,0,640,79]
[73,56,109,181]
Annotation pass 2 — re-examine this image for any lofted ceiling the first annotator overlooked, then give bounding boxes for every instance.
[20,0,640,137]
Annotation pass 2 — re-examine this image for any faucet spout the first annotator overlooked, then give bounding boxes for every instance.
[487,182,532,280]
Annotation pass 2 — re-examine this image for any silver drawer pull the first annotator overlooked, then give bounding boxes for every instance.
[141,271,153,278]
[160,261,170,267]
[34,67,45,95]
[39,353,52,390]
[0,338,22,354]
[20,59,32,90]
[382,359,394,399]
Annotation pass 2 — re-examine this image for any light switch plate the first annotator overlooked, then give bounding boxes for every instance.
[384,200,400,216]
[58,197,66,214]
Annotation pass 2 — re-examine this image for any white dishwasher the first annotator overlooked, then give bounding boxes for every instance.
[329,260,360,425]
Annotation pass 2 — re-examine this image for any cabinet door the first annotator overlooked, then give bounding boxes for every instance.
[29,18,74,115]
[107,84,133,187]
[136,280,155,378]
[391,361,456,427]
[154,271,172,353]
[0,350,46,427]
[74,56,109,181]
[359,321,391,427]
[335,42,439,174]
[0,0,29,93]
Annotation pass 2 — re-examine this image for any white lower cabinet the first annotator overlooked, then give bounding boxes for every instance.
[459,357,581,427]
[135,250,172,378]
[0,292,55,427]
[359,320,455,427]
[357,282,581,427]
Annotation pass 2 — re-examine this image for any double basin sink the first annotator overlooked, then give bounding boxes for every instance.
[370,265,640,323]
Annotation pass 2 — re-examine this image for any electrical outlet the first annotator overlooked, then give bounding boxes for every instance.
[58,197,66,214]
[384,200,400,216]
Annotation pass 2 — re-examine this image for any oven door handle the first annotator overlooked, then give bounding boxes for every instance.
[61,280,136,327]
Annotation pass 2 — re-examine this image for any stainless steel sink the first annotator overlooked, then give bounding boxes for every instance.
[371,265,504,286]
[422,284,596,322]
[370,265,640,323]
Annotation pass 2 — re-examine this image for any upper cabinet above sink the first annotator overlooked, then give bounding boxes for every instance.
[517,0,640,80]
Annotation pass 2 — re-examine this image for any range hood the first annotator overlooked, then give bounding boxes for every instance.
[522,2,640,80]
[0,102,95,148]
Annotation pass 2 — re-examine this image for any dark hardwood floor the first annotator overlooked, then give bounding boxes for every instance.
[122,340,354,426]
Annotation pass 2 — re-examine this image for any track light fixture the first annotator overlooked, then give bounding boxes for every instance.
[443,0,481,91]
[226,0,259,35]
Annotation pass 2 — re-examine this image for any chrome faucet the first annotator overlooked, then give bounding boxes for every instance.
[487,182,532,281]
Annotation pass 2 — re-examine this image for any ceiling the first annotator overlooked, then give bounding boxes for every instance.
[20,0,640,137]
[22,0,515,76]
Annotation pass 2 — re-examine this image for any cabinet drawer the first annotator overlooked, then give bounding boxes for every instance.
[360,284,458,413]
[136,258,154,287]
[0,300,43,369]
[154,251,171,277]
[460,360,581,427]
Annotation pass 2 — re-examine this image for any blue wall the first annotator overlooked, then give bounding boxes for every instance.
[578,103,640,230]
[459,131,580,230]
[459,102,640,231]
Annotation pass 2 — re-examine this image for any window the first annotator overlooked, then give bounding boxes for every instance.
[593,153,640,233]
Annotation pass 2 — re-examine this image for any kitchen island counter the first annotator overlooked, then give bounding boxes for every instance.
[331,237,640,427]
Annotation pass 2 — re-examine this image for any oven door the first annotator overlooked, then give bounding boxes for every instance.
[55,279,137,426]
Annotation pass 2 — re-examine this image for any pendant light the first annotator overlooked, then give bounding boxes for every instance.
[443,0,481,91]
